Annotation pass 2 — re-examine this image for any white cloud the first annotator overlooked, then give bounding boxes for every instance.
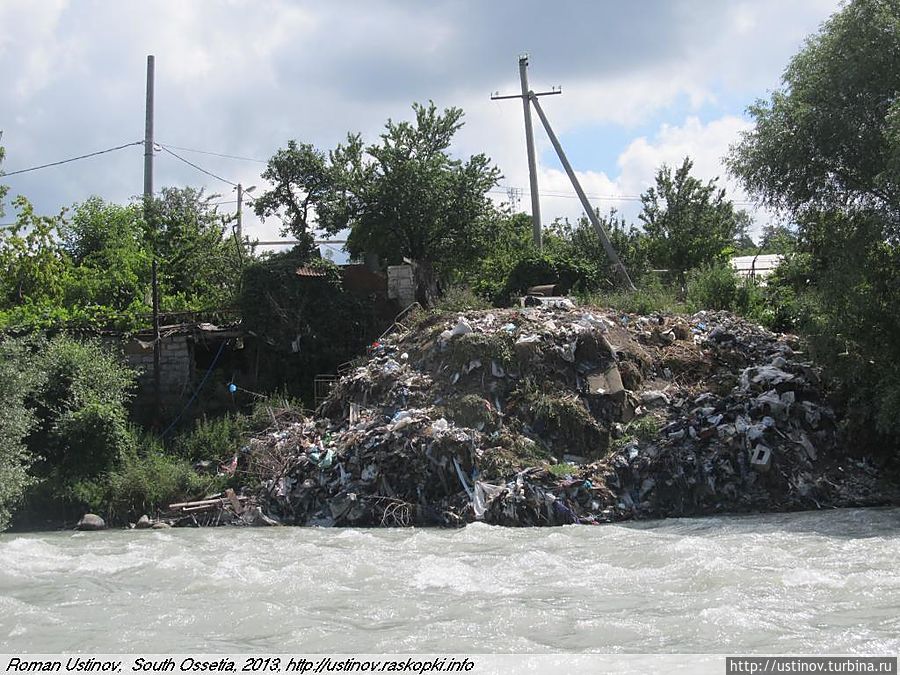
[519,115,778,238]
[0,0,834,246]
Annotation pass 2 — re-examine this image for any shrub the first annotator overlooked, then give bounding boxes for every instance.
[686,264,769,323]
[581,278,685,315]
[29,336,136,478]
[498,250,604,305]
[432,285,491,313]
[173,414,247,462]
[686,264,741,310]
[2,334,139,526]
[69,433,223,523]
[0,338,39,530]
[52,401,134,479]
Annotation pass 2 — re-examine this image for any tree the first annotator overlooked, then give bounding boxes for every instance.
[0,196,70,310]
[346,102,501,303]
[639,157,739,278]
[728,0,900,224]
[62,197,151,312]
[144,187,243,310]
[254,141,338,253]
[732,210,758,253]
[260,103,502,305]
[758,224,798,254]
[0,338,38,531]
[728,0,900,448]
[0,135,9,219]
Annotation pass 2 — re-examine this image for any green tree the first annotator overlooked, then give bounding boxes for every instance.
[62,197,152,312]
[0,338,38,531]
[253,137,367,255]
[256,104,502,305]
[469,212,536,301]
[758,223,798,254]
[144,187,243,310]
[344,103,501,304]
[728,0,900,220]
[550,208,651,283]
[728,0,900,449]
[639,157,739,279]
[0,135,8,218]
[0,196,70,310]
[732,210,758,254]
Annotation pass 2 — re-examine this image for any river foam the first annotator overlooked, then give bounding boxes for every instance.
[1,508,898,653]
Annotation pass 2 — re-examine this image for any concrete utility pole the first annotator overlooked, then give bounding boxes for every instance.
[144,56,154,198]
[518,56,541,248]
[144,54,162,423]
[235,183,243,242]
[492,54,560,249]
[530,95,636,290]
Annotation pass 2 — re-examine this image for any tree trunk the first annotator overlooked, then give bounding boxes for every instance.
[412,259,440,308]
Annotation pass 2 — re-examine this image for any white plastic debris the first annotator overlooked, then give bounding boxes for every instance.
[450,318,473,338]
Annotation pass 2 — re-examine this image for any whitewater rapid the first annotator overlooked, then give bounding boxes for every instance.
[1,508,898,653]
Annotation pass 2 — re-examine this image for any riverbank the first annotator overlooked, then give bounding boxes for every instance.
[230,304,898,528]
[14,303,899,533]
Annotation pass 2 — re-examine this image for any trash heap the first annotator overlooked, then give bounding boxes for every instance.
[247,305,892,527]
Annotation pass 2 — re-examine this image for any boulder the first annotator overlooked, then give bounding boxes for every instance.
[135,515,152,529]
[76,513,106,531]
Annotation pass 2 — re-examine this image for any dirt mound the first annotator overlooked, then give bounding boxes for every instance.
[247,304,894,526]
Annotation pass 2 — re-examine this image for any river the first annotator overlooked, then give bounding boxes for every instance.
[1,508,898,654]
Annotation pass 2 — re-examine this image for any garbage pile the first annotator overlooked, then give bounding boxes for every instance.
[246,305,893,527]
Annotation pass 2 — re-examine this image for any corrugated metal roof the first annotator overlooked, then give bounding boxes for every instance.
[296,266,328,278]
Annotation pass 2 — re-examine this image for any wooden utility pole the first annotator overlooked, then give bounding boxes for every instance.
[530,95,636,290]
[492,55,560,249]
[144,55,162,422]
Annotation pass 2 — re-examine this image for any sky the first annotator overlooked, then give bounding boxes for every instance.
[0,0,842,257]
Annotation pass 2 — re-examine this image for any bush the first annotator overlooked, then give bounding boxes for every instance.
[686,264,769,324]
[52,401,134,479]
[686,264,741,310]
[0,338,39,530]
[69,429,223,523]
[432,285,491,313]
[28,336,136,478]
[173,414,247,462]
[499,250,604,305]
[0,334,139,526]
[580,278,684,315]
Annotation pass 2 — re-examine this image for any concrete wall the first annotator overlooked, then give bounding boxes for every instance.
[387,264,416,308]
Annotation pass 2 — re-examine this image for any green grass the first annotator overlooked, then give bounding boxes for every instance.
[579,284,686,315]
[547,462,576,477]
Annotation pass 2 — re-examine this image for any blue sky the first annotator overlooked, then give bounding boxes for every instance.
[0,0,842,248]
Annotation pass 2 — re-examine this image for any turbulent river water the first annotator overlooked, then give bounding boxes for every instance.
[1,508,898,654]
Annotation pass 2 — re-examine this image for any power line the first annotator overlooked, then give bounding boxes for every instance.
[155,142,267,164]
[150,141,754,207]
[490,186,755,206]
[1,141,143,177]
[158,144,238,187]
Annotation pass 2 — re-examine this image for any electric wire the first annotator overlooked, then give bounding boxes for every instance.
[1,141,143,177]
[158,144,238,187]
[155,142,267,164]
